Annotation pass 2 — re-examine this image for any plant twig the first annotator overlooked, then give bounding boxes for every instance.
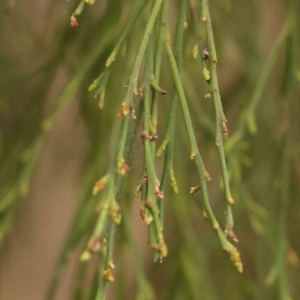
[162,0,242,272]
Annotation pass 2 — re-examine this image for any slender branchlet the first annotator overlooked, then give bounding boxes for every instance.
[95,220,116,300]
[116,0,163,172]
[200,0,237,241]
[122,207,155,299]
[89,0,149,109]
[142,40,167,261]
[70,0,95,27]
[187,0,206,70]
[162,0,242,272]
[159,0,186,228]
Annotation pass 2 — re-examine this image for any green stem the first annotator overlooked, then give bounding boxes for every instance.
[143,45,164,250]
[162,1,242,272]
[187,0,205,69]
[117,0,163,163]
[89,0,149,106]
[70,0,86,27]
[201,0,237,241]
[95,220,115,300]
[160,0,186,224]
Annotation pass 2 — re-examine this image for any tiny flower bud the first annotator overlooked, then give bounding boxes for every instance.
[141,131,149,140]
[201,16,207,23]
[203,67,210,81]
[213,223,219,229]
[103,270,115,283]
[70,15,79,27]
[192,44,199,59]
[140,205,146,220]
[108,261,116,269]
[118,102,129,118]
[203,211,209,220]
[80,251,91,262]
[230,246,243,273]
[190,186,200,195]
[93,176,108,195]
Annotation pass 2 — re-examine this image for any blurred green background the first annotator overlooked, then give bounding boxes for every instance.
[0,0,300,299]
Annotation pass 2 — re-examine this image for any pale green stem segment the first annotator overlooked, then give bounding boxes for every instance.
[70,0,97,27]
[151,15,164,131]
[92,100,145,298]
[89,0,149,108]
[70,0,86,27]
[162,0,242,272]
[159,0,186,228]
[187,0,205,69]
[122,206,155,299]
[95,220,115,300]
[116,0,163,165]
[143,42,167,260]
[200,0,236,241]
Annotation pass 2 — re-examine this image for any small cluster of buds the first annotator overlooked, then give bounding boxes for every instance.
[157,235,168,259]
[190,152,196,160]
[141,131,149,140]
[213,223,220,230]
[88,237,101,253]
[155,185,164,199]
[118,102,129,118]
[140,204,153,225]
[80,236,101,261]
[227,196,234,204]
[85,0,95,4]
[130,105,136,119]
[203,211,209,220]
[222,119,229,138]
[141,131,158,141]
[108,203,121,224]
[103,269,115,283]
[190,186,200,195]
[93,176,109,195]
[70,14,79,27]
[143,174,148,184]
[103,261,116,283]
[204,172,211,181]
[201,16,207,23]
[203,67,210,82]
[230,246,243,273]
[117,158,130,175]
